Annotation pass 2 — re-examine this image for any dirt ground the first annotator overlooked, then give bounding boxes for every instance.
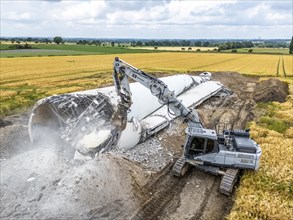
[0,72,288,220]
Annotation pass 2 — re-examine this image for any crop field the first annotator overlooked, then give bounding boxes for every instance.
[1,52,292,115]
[0,43,161,58]
[130,46,217,51]
[0,49,93,57]
[2,43,289,58]
[222,47,290,54]
[228,91,293,219]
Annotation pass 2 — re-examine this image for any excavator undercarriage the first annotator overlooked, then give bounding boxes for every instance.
[172,157,240,196]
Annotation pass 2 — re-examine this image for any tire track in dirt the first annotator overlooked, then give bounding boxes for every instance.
[190,176,217,220]
[131,164,190,220]
[282,56,287,77]
[131,167,224,220]
[276,56,281,76]
[231,99,247,130]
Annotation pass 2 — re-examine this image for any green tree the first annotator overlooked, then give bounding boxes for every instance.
[202,41,210,47]
[53,36,63,44]
[194,41,202,47]
[43,38,50,44]
[136,41,143,47]
[289,36,293,54]
[111,41,115,47]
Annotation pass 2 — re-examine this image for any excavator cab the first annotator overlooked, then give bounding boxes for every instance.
[186,136,217,158]
[184,127,218,159]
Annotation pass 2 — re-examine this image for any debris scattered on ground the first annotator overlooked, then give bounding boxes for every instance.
[0,72,289,220]
[115,137,173,171]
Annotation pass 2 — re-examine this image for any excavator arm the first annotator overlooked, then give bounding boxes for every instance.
[112,57,203,130]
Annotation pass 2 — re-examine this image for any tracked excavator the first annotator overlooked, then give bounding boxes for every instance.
[112,57,261,195]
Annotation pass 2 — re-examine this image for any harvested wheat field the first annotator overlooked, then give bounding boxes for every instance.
[1,53,292,115]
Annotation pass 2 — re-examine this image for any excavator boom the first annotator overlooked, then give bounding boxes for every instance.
[112,57,203,130]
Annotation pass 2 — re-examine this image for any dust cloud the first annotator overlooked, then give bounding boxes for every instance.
[0,114,141,219]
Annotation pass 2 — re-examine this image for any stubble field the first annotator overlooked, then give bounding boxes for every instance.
[1,52,292,115]
[228,96,293,219]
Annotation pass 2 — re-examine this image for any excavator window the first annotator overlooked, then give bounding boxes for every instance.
[188,137,205,156]
[206,139,215,153]
[187,137,216,157]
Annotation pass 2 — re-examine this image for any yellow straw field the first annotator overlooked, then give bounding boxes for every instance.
[228,93,293,220]
[130,46,217,51]
[0,52,292,115]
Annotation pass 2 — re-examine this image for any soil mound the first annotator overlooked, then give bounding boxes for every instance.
[253,78,289,103]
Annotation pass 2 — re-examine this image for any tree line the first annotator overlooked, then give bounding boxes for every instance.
[74,39,254,49]
[1,36,292,54]
[1,37,54,44]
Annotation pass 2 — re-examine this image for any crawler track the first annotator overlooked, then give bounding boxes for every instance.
[219,168,239,196]
[171,156,189,177]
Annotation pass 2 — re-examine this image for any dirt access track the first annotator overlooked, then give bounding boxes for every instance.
[0,72,288,220]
